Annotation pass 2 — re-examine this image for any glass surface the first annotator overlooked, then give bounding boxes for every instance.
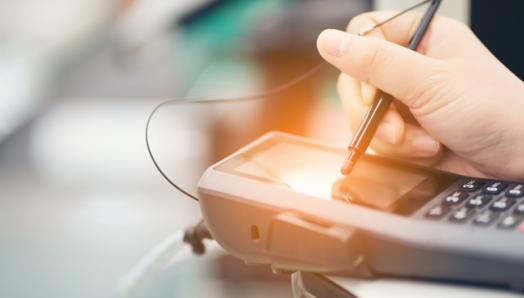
[216,137,451,214]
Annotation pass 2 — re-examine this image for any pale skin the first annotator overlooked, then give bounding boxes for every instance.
[316,11,524,181]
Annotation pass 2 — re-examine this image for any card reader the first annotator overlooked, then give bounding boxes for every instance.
[197,132,524,291]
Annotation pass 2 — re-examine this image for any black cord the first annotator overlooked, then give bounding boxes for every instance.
[145,63,325,202]
[145,102,201,201]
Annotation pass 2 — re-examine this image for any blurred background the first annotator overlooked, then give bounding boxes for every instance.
[0,0,522,297]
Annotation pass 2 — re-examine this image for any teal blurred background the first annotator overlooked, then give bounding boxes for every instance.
[0,1,370,297]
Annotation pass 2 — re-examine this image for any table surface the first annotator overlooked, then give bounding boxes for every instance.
[294,272,524,298]
[0,97,295,298]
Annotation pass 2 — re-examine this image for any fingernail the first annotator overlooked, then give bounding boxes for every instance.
[319,29,350,57]
[361,82,377,105]
[411,136,440,155]
[375,123,398,144]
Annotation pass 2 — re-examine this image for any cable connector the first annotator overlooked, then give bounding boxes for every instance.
[183,220,212,255]
[118,219,214,298]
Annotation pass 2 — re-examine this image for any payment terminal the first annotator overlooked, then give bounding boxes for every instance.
[197,132,524,291]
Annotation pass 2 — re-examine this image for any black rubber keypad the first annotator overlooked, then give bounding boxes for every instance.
[423,179,524,231]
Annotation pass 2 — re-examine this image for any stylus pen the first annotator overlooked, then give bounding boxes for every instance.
[341,0,442,175]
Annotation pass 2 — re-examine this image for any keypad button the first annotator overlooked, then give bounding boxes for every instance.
[514,203,524,215]
[497,215,523,230]
[490,197,516,212]
[443,192,469,205]
[460,180,485,192]
[482,182,508,195]
[466,195,493,208]
[506,185,524,198]
[473,210,499,226]
[449,207,474,223]
[425,205,451,220]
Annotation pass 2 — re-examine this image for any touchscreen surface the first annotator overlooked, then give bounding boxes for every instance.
[216,137,439,213]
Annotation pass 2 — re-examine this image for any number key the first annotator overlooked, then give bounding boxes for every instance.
[473,210,498,226]
[466,195,492,208]
[482,182,508,195]
[497,215,523,230]
[425,205,451,220]
[443,192,469,206]
[490,197,516,212]
[506,185,524,198]
[460,180,484,192]
[514,203,524,215]
[449,207,474,223]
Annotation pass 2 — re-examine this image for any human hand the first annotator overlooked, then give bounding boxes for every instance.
[316,12,524,181]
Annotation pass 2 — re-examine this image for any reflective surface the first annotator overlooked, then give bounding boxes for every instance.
[217,137,452,215]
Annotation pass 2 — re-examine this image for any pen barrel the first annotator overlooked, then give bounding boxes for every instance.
[349,0,441,151]
[342,0,441,174]
[407,0,441,50]
[348,91,394,151]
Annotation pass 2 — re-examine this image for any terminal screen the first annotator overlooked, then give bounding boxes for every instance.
[216,137,450,214]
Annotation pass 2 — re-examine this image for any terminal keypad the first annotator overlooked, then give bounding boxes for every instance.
[424,179,524,231]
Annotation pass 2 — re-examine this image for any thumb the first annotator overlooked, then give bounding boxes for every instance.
[317,29,440,108]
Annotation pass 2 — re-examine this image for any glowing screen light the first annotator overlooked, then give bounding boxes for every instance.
[218,137,431,213]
